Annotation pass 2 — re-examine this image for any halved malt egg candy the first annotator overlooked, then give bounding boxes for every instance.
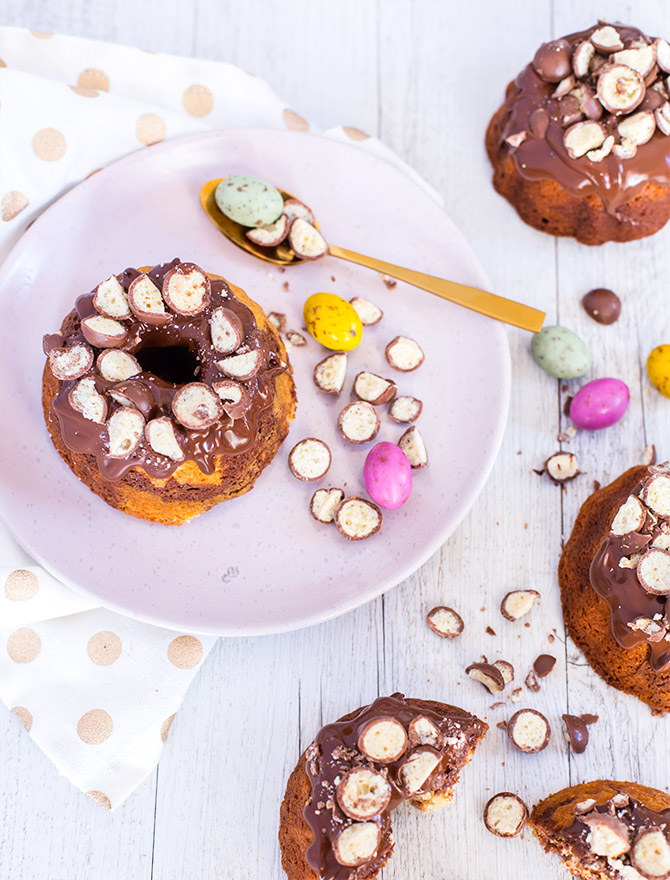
[210,306,244,354]
[612,43,657,78]
[288,217,328,260]
[313,352,347,394]
[385,336,424,372]
[466,662,506,695]
[216,347,262,381]
[637,548,670,595]
[483,793,529,838]
[364,441,412,510]
[80,315,128,349]
[171,382,223,430]
[353,371,397,405]
[408,716,442,748]
[304,293,363,351]
[589,25,624,54]
[145,417,184,462]
[611,495,646,535]
[48,343,94,380]
[107,380,154,417]
[268,311,286,332]
[618,110,657,147]
[332,822,381,868]
[127,274,170,325]
[288,438,331,482]
[426,605,464,639]
[563,120,608,159]
[336,767,392,821]
[642,472,670,517]
[572,41,595,78]
[285,330,307,347]
[106,406,145,458]
[69,377,107,424]
[245,214,290,247]
[162,262,211,316]
[597,63,646,114]
[282,198,315,226]
[579,812,631,859]
[657,38,670,74]
[506,708,551,753]
[562,713,590,754]
[398,425,427,468]
[357,716,408,763]
[93,275,131,320]
[310,487,344,524]
[212,379,252,419]
[398,746,442,796]
[494,659,515,686]
[630,827,670,879]
[338,401,381,444]
[388,396,422,424]
[500,589,541,621]
[544,451,580,484]
[96,349,141,382]
[334,497,383,541]
[349,296,383,326]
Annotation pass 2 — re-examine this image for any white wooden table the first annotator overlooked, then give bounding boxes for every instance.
[2,1,670,878]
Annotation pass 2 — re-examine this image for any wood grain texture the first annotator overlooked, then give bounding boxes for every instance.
[2,0,670,878]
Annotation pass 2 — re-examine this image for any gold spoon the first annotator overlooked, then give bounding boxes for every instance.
[200,178,545,333]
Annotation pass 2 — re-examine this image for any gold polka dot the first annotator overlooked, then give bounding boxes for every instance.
[11,707,33,732]
[1,191,29,222]
[77,68,109,92]
[77,709,113,744]
[167,635,203,669]
[87,631,122,666]
[86,790,112,810]
[7,628,41,663]
[32,128,67,162]
[283,109,309,132]
[136,113,166,146]
[69,85,99,98]
[160,713,176,742]
[0,58,5,68]
[182,84,214,117]
[4,569,39,600]
[343,126,370,141]
[31,31,53,39]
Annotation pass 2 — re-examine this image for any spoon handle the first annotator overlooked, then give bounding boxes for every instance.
[328,245,545,333]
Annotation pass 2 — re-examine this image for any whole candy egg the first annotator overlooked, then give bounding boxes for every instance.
[570,378,630,430]
[647,345,670,399]
[531,325,591,379]
[214,175,284,227]
[304,293,363,351]
[364,442,412,510]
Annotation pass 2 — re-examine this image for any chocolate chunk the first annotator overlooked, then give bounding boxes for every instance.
[581,713,599,725]
[533,654,556,678]
[562,713,590,753]
[582,288,621,325]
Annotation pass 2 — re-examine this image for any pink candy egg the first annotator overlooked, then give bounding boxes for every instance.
[570,378,630,430]
[364,442,412,510]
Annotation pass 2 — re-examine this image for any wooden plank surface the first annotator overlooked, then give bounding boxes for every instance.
[2,0,670,878]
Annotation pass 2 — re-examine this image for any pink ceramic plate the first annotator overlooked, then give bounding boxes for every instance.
[0,130,509,635]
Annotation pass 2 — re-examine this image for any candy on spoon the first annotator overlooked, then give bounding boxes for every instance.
[214,175,284,227]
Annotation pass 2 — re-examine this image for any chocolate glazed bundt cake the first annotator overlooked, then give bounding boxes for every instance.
[560,464,670,713]
[279,693,487,880]
[486,22,670,244]
[42,258,296,525]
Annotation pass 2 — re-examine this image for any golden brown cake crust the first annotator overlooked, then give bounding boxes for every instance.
[278,697,487,880]
[42,268,296,525]
[530,780,670,880]
[486,100,670,246]
[559,466,670,714]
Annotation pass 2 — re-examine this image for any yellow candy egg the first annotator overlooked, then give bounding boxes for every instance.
[647,345,670,399]
[303,293,363,351]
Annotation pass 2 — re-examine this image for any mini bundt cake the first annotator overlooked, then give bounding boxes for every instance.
[531,780,670,879]
[486,23,670,244]
[279,693,487,880]
[559,464,670,713]
[42,258,296,525]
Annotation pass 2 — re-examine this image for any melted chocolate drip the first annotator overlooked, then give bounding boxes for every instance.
[303,694,485,880]
[44,259,287,481]
[494,24,670,215]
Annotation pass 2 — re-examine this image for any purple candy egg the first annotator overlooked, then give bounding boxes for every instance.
[364,441,412,510]
[570,378,630,430]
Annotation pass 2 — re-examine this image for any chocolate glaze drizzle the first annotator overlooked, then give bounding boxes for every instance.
[590,468,670,671]
[302,693,486,880]
[494,24,670,215]
[43,259,287,481]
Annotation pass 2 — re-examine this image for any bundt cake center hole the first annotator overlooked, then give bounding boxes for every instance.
[136,345,200,385]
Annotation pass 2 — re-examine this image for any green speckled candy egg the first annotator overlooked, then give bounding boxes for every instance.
[214,175,284,227]
[531,325,591,379]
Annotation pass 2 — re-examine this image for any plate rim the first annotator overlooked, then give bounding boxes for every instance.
[0,128,511,636]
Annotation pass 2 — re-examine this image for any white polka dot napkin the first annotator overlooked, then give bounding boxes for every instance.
[0,26,439,810]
